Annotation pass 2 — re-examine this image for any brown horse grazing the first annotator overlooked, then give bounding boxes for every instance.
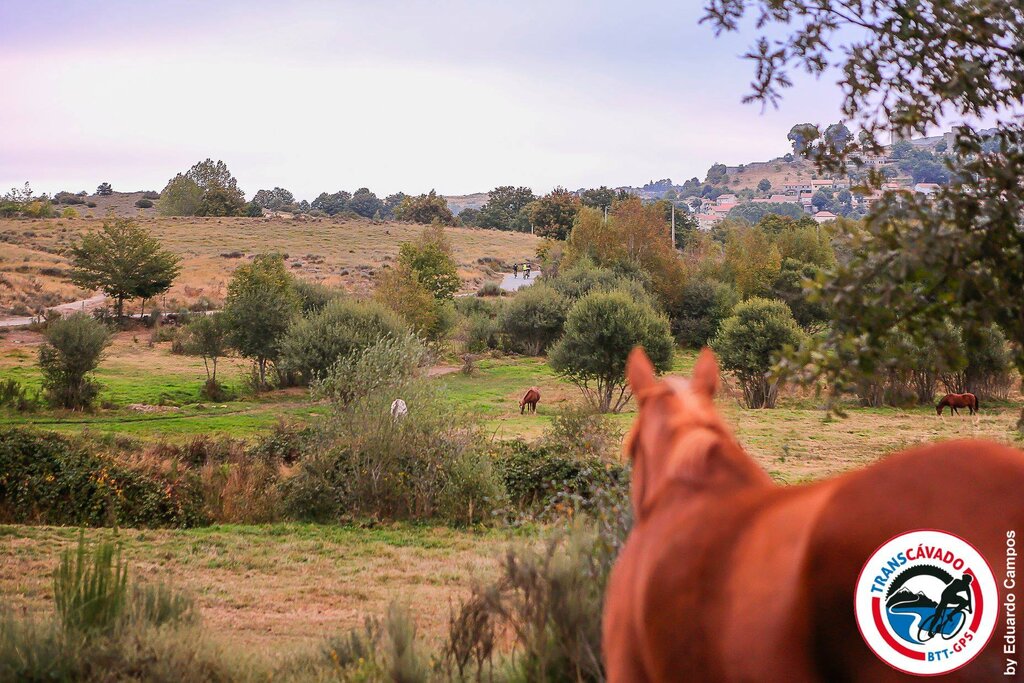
[519,387,540,414]
[937,392,979,416]
[603,348,1024,682]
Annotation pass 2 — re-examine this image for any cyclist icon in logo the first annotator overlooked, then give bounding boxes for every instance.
[921,573,972,641]
[883,564,975,645]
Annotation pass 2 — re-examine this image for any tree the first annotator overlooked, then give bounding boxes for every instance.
[889,139,914,160]
[38,313,111,410]
[252,187,295,210]
[810,189,833,212]
[394,190,455,225]
[723,225,782,298]
[278,298,407,383]
[348,188,383,218]
[457,207,480,226]
[245,201,264,217]
[668,277,740,348]
[197,186,245,217]
[711,298,804,409]
[787,124,818,154]
[726,201,804,223]
[477,186,535,231]
[159,159,244,216]
[498,283,569,355]
[580,186,617,210]
[398,224,460,299]
[95,182,113,196]
[311,191,351,216]
[704,1,1024,428]
[374,264,454,340]
[158,175,203,216]
[550,290,673,412]
[382,192,407,220]
[181,313,229,398]
[69,218,182,318]
[223,254,300,387]
[705,163,728,185]
[757,178,772,193]
[527,187,581,240]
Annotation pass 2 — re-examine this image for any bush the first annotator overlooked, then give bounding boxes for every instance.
[477,281,503,297]
[462,312,500,353]
[53,534,129,636]
[38,313,111,410]
[549,290,674,412]
[279,298,408,383]
[496,440,626,514]
[669,277,739,348]
[0,429,206,527]
[498,283,568,355]
[283,383,501,524]
[312,333,428,407]
[292,278,339,315]
[712,297,804,408]
[134,198,153,209]
[0,378,37,412]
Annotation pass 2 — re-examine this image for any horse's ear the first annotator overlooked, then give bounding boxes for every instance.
[627,347,656,399]
[691,348,719,398]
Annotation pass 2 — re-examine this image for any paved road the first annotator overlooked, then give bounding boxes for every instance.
[0,293,106,328]
[499,270,541,292]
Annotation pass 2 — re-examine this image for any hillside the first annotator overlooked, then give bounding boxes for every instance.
[0,215,539,316]
[444,192,489,214]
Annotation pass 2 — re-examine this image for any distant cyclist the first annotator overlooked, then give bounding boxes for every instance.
[524,262,532,279]
[512,262,519,278]
[930,574,973,636]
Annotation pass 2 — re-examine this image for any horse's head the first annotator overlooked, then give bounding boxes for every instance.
[625,347,772,519]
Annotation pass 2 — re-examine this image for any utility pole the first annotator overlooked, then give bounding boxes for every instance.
[670,203,676,249]
[603,205,608,224]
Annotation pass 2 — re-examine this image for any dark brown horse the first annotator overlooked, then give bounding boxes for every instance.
[937,392,979,416]
[519,387,540,414]
[603,348,1023,682]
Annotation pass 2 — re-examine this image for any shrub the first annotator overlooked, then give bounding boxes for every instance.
[38,313,111,409]
[669,277,739,348]
[61,207,79,218]
[477,281,503,297]
[549,290,674,412]
[134,198,153,208]
[0,378,37,412]
[312,333,427,407]
[279,297,408,383]
[462,312,499,353]
[496,440,626,514]
[712,297,804,408]
[0,429,206,528]
[498,283,568,355]
[543,406,624,459]
[284,383,501,524]
[141,191,160,200]
[292,278,339,315]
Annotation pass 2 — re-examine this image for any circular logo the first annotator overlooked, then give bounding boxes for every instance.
[854,529,998,676]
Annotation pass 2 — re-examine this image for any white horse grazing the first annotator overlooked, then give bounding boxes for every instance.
[390,398,408,420]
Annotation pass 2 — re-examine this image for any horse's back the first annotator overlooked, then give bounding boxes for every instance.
[613,440,1024,682]
[805,440,1024,681]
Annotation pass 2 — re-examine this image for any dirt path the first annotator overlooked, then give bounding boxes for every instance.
[0,293,106,328]
[499,270,540,292]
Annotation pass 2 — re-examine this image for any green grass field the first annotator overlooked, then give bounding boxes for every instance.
[2,328,1023,653]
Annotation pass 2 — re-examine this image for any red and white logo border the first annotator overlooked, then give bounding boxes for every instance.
[854,528,998,677]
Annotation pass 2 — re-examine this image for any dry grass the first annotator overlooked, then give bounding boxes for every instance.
[722,156,818,192]
[0,215,539,314]
[0,524,509,651]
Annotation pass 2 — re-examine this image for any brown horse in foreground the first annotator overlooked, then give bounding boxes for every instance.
[937,392,979,416]
[519,386,540,414]
[603,348,1023,682]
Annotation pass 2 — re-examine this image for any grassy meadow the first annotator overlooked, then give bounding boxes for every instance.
[2,319,1022,656]
[0,214,540,315]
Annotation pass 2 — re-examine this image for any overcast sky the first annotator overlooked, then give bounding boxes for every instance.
[1,0,854,200]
